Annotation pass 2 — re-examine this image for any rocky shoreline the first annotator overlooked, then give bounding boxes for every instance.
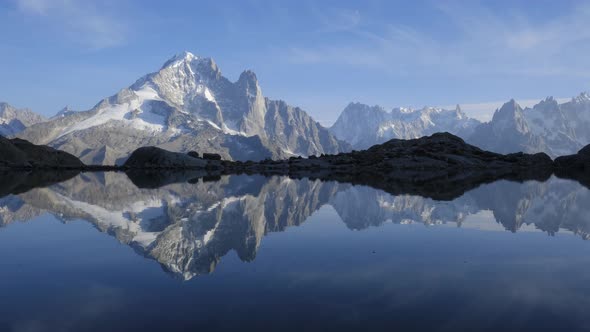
[1,133,589,198]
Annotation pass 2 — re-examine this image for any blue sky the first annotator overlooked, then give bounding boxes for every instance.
[1,0,589,124]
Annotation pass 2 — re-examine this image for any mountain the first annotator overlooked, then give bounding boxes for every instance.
[468,93,590,157]
[329,102,480,150]
[18,52,349,165]
[0,102,45,136]
[51,106,77,119]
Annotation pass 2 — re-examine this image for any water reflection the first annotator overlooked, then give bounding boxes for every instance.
[1,171,590,280]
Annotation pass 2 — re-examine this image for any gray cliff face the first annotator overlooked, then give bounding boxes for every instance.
[468,93,590,158]
[0,102,46,136]
[330,102,480,150]
[18,52,347,165]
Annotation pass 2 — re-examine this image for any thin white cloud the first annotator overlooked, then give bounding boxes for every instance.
[282,2,590,78]
[15,0,127,50]
[313,7,361,32]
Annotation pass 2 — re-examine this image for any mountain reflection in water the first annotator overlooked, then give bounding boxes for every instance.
[1,172,590,280]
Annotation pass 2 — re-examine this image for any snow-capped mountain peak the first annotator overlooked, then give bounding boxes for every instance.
[454,104,465,119]
[0,102,45,136]
[52,106,76,119]
[330,102,480,149]
[467,92,590,157]
[573,91,590,104]
[17,52,348,165]
[161,51,201,68]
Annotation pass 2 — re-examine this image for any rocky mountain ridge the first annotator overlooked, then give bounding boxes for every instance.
[330,102,480,150]
[17,51,349,165]
[0,102,45,136]
[468,94,590,157]
[330,92,590,158]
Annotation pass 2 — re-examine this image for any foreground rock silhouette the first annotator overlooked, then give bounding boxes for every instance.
[122,133,556,200]
[124,146,209,169]
[3,132,589,200]
[123,132,553,171]
[554,145,590,188]
[0,135,84,169]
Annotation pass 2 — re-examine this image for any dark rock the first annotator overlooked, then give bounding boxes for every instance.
[124,147,209,169]
[203,153,222,160]
[187,151,200,158]
[555,144,590,171]
[0,136,84,169]
[314,132,553,172]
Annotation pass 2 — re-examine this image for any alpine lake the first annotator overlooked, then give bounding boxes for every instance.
[1,171,590,331]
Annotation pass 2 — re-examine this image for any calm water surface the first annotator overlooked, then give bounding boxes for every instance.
[1,172,590,331]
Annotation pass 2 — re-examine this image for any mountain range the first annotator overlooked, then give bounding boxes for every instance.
[2,51,590,161]
[329,93,590,158]
[329,103,480,150]
[468,95,590,157]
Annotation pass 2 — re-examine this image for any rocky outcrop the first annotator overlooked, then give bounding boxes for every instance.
[312,132,553,171]
[202,153,222,160]
[554,144,590,188]
[124,146,214,169]
[0,136,85,169]
[125,132,553,174]
[227,132,552,177]
[120,132,556,200]
[554,144,590,171]
[233,133,554,200]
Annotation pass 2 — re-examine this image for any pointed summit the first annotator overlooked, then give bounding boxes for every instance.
[536,96,559,110]
[238,70,258,84]
[485,99,530,137]
[573,91,590,104]
[237,70,261,97]
[53,106,76,118]
[454,104,466,118]
[494,99,522,117]
[161,51,200,69]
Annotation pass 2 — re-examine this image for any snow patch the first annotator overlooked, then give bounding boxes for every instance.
[57,84,168,138]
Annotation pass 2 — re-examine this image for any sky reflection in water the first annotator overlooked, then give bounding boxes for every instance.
[0,172,590,331]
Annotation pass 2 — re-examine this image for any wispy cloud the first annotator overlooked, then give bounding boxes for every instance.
[15,0,127,50]
[282,2,590,78]
[312,7,361,32]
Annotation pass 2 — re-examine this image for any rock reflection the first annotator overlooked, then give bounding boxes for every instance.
[1,171,590,279]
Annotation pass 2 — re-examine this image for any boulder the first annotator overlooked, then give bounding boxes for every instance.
[0,136,84,169]
[187,151,200,158]
[202,153,222,160]
[554,144,590,171]
[124,147,208,169]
